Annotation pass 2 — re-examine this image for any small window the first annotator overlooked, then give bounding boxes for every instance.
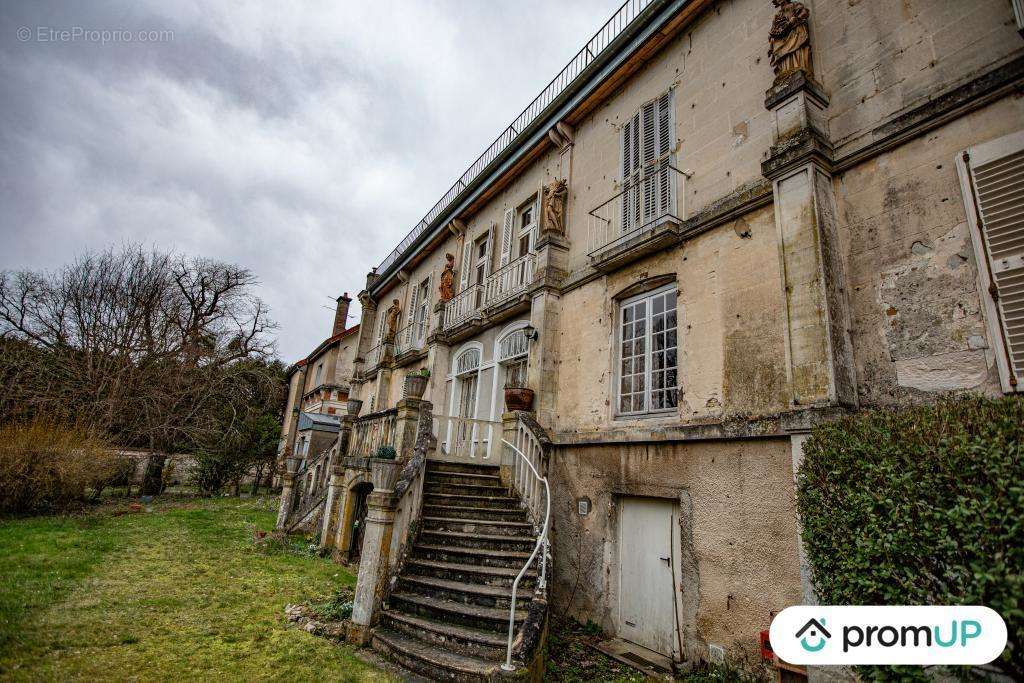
[617,286,678,415]
[517,198,537,257]
[314,363,323,386]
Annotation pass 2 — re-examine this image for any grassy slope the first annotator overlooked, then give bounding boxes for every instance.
[0,496,391,682]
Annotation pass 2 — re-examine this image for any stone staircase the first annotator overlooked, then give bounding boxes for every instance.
[372,460,541,681]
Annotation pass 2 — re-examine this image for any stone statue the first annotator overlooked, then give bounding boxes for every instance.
[439,253,455,302]
[542,178,568,235]
[384,298,401,342]
[769,0,812,85]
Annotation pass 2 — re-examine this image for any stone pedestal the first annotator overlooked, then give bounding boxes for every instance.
[319,464,345,548]
[275,471,296,530]
[349,489,399,644]
[528,232,569,429]
[762,72,856,409]
[393,398,424,457]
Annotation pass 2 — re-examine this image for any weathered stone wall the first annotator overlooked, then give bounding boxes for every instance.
[549,437,802,664]
[837,96,1024,405]
[553,202,786,432]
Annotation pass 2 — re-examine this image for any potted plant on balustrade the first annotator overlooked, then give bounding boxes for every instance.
[403,368,429,400]
[370,445,400,490]
[503,361,534,412]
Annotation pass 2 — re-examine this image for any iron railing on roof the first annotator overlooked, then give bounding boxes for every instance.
[374,0,660,278]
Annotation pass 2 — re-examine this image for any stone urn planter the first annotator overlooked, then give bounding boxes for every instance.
[369,455,400,491]
[346,398,363,417]
[404,373,428,400]
[504,387,535,412]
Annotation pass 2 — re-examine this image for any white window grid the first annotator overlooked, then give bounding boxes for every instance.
[617,285,678,416]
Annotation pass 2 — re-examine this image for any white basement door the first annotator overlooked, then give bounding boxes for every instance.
[618,496,678,657]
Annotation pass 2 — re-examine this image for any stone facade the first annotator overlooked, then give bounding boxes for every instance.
[308,0,1023,676]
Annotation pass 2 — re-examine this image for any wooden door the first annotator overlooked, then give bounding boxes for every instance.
[618,496,677,656]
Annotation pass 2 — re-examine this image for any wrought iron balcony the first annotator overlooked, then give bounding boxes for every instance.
[587,161,688,272]
[483,253,537,308]
[394,319,429,356]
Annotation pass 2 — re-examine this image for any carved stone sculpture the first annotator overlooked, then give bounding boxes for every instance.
[384,299,401,342]
[439,253,455,302]
[542,178,568,235]
[769,0,812,85]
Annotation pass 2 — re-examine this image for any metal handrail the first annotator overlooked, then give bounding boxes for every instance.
[499,436,550,672]
[375,0,661,278]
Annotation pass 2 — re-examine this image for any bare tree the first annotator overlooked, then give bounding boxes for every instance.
[0,245,280,494]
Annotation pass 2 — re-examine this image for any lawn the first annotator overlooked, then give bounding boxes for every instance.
[0,495,391,682]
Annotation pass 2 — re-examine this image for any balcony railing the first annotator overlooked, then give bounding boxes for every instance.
[348,408,398,459]
[374,0,661,280]
[395,319,429,356]
[442,284,483,330]
[588,161,688,258]
[484,253,537,308]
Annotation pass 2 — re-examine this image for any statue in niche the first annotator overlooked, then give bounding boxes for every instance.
[542,178,568,235]
[769,0,812,85]
[439,253,455,302]
[384,299,401,342]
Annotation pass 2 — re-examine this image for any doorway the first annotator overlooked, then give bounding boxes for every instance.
[617,496,679,658]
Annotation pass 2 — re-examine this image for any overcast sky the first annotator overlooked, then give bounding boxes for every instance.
[0,0,623,361]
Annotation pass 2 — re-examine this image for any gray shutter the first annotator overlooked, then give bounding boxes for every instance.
[620,111,640,232]
[500,209,515,266]
[657,90,673,216]
[459,239,472,291]
[484,224,494,276]
[408,281,419,336]
[967,138,1024,385]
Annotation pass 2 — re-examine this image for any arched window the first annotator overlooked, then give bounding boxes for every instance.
[497,327,529,388]
[452,346,482,449]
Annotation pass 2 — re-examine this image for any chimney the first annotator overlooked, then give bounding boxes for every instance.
[333,292,351,336]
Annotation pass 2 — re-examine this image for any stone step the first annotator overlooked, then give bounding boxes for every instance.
[419,528,536,552]
[422,503,528,522]
[425,481,511,497]
[422,492,521,510]
[405,557,537,588]
[398,574,530,610]
[426,460,501,476]
[379,609,508,661]
[412,543,533,569]
[387,591,526,633]
[425,470,504,488]
[422,515,535,537]
[372,627,500,683]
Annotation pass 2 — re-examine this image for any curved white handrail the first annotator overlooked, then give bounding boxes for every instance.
[499,436,550,672]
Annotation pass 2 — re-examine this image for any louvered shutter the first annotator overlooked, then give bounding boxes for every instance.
[459,240,472,291]
[407,281,419,344]
[620,111,641,232]
[500,209,515,266]
[963,130,1024,391]
[656,91,673,216]
[641,99,658,222]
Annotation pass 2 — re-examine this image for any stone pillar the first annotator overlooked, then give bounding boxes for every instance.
[528,231,569,429]
[319,463,345,548]
[392,398,423,458]
[500,411,519,489]
[275,468,297,530]
[348,488,399,645]
[762,72,856,409]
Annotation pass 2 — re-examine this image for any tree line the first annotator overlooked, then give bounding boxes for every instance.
[0,244,286,505]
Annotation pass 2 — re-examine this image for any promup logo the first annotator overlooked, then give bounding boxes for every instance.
[770,606,1007,665]
[795,618,830,652]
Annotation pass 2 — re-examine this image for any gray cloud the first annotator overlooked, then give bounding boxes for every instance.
[0,0,623,361]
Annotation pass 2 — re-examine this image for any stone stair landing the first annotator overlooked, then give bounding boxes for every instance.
[371,460,537,681]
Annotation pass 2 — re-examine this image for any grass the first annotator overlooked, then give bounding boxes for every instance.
[0,494,392,682]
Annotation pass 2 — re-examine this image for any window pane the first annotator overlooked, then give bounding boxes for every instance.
[653,315,664,333]
[635,374,645,393]
[623,306,634,324]
[620,395,631,413]
[621,376,632,393]
[665,389,677,408]
[666,368,677,389]
[666,348,676,367]
[635,337,645,354]
[653,296,664,314]
[666,329,677,349]
[634,319,645,336]
[654,332,665,351]
[666,310,677,329]
[621,340,633,357]
[621,358,631,375]
[653,371,664,389]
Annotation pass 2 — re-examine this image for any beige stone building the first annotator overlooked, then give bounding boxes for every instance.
[277,0,1024,678]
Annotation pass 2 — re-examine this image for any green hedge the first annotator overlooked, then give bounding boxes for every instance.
[796,395,1023,680]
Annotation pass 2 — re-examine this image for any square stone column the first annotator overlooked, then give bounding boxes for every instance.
[348,488,399,644]
[762,72,856,409]
[527,232,569,428]
[392,398,424,458]
[274,466,297,530]
[319,463,345,548]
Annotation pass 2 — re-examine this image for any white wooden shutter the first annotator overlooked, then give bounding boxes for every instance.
[459,239,472,291]
[961,130,1024,391]
[500,209,515,266]
[620,111,640,232]
[407,282,419,337]
[484,224,494,276]
[656,91,673,216]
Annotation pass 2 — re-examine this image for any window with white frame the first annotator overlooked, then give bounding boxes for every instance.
[453,348,481,446]
[618,285,678,415]
[517,198,538,257]
[314,362,323,386]
[957,130,1024,392]
[498,327,529,388]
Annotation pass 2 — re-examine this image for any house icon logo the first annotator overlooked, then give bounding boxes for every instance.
[796,618,831,652]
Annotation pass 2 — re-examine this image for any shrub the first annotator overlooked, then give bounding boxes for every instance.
[796,395,1023,680]
[0,419,124,513]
